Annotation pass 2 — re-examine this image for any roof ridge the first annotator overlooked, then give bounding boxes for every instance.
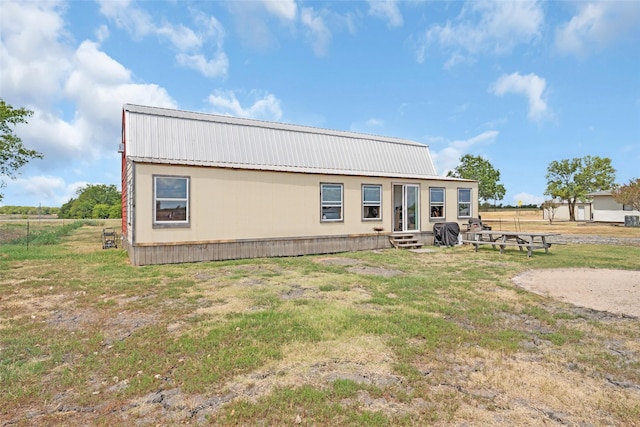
[123,103,426,148]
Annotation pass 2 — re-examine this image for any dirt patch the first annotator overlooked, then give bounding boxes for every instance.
[314,256,401,277]
[513,268,640,318]
[313,257,361,266]
[347,266,402,277]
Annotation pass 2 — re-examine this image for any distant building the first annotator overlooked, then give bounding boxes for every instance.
[542,200,592,221]
[542,191,640,223]
[588,190,640,223]
[120,104,478,265]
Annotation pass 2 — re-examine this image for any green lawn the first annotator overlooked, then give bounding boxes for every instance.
[1,221,639,426]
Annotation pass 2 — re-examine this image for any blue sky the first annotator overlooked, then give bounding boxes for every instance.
[1,0,639,208]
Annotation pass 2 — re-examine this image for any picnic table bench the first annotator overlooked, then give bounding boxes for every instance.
[460,230,560,257]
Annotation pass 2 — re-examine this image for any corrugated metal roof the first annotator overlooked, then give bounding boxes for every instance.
[123,104,443,179]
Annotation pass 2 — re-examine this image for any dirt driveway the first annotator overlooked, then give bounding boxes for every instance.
[513,268,640,318]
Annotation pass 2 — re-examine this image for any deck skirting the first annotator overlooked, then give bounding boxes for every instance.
[123,232,435,265]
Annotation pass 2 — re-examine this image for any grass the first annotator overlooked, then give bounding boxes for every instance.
[1,219,639,425]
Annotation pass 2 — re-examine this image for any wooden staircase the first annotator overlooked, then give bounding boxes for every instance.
[389,234,423,249]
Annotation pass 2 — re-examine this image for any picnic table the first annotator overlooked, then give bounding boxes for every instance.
[460,230,560,257]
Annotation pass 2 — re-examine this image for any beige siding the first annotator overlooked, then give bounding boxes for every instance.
[132,163,477,245]
[592,195,640,222]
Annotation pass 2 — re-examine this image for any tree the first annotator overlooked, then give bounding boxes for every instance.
[544,156,615,221]
[541,200,559,224]
[447,154,506,205]
[59,184,121,219]
[92,204,111,219]
[0,99,43,202]
[612,178,640,212]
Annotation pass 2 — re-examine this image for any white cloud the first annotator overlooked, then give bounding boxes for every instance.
[555,2,640,57]
[207,90,283,121]
[16,37,176,167]
[12,175,68,206]
[416,0,543,66]
[1,1,178,206]
[368,0,403,28]
[301,7,331,56]
[490,72,548,121]
[97,0,228,78]
[156,22,202,51]
[176,53,229,78]
[64,40,175,132]
[431,130,499,176]
[0,0,72,106]
[229,1,352,56]
[262,0,297,21]
[95,24,110,43]
[16,109,84,165]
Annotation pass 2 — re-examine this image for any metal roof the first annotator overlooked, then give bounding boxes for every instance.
[587,190,612,197]
[123,104,445,179]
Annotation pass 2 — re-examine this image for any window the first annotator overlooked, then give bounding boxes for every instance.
[623,204,633,211]
[154,175,189,226]
[321,183,343,221]
[362,184,382,220]
[457,188,472,218]
[430,187,445,219]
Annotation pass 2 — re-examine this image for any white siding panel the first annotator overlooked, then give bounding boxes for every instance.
[124,104,439,178]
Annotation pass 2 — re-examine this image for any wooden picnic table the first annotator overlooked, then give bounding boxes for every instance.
[460,230,560,257]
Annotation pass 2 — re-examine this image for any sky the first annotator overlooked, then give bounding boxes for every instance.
[1,0,639,208]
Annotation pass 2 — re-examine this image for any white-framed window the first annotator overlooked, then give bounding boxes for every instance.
[457,188,472,218]
[362,184,382,220]
[321,183,343,222]
[430,187,445,220]
[154,175,190,226]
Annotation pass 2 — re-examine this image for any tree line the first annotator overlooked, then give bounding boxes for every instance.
[0,184,121,219]
[0,205,60,216]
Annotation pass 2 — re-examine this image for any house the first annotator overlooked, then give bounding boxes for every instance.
[120,104,478,265]
[542,200,592,221]
[588,190,640,223]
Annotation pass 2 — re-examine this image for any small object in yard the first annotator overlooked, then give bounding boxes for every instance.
[102,227,118,249]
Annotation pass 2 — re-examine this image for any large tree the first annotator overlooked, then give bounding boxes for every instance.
[544,156,616,221]
[0,99,43,202]
[59,184,121,219]
[447,154,506,205]
[612,178,640,212]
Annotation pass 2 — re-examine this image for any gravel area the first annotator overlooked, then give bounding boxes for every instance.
[548,234,640,246]
[514,268,640,318]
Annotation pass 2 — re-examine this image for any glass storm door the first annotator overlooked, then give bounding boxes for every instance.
[393,184,419,232]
